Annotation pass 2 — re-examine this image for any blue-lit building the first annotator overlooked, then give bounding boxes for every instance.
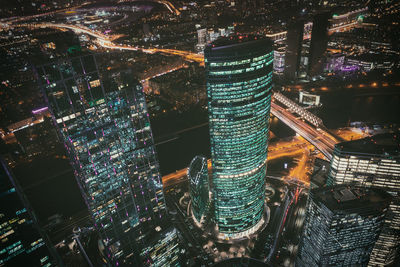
[36,54,180,266]
[205,36,273,239]
[296,184,391,267]
[0,159,57,266]
[188,156,209,225]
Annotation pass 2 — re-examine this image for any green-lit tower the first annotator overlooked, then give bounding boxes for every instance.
[205,36,273,239]
[188,156,210,225]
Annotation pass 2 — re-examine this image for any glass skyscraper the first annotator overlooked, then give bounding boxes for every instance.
[188,156,209,225]
[205,36,273,239]
[36,54,180,266]
[0,159,57,267]
[327,133,400,266]
[296,184,391,267]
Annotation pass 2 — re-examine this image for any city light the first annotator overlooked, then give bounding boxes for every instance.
[0,0,399,266]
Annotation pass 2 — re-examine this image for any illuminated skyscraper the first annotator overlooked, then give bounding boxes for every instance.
[327,134,400,266]
[205,36,273,239]
[296,184,391,267]
[36,55,180,266]
[188,156,209,225]
[0,159,57,267]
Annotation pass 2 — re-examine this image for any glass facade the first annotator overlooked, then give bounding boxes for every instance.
[0,159,56,267]
[296,185,391,267]
[188,156,209,224]
[205,37,273,238]
[36,54,179,266]
[327,134,400,266]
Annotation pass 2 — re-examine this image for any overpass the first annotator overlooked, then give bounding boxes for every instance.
[270,101,336,160]
[273,92,323,127]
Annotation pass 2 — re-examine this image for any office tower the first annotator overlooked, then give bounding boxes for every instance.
[205,36,273,239]
[308,11,330,76]
[273,45,285,75]
[327,133,400,266]
[142,227,180,266]
[197,29,207,44]
[188,156,210,225]
[284,20,304,80]
[296,184,392,267]
[36,54,180,266]
[0,159,57,266]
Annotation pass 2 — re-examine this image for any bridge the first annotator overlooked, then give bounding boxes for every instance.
[273,92,323,127]
[270,100,337,160]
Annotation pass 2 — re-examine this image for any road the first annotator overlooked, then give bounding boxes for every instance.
[162,137,310,188]
[11,22,205,64]
[270,102,336,160]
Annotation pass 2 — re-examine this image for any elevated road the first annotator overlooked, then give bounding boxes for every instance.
[270,102,335,160]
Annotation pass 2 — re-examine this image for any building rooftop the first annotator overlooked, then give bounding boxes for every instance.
[334,133,400,158]
[188,155,207,184]
[312,184,392,212]
[310,158,330,189]
[205,35,273,57]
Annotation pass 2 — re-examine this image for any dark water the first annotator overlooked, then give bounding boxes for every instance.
[156,125,211,176]
[319,91,400,128]
[13,158,86,223]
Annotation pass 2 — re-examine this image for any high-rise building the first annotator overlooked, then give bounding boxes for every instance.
[195,28,208,53]
[273,45,285,75]
[308,11,331,76]
[36,54,180,266]
[197,29,206,45]
[284,20,304,80]
[0,159,58,267]
[296,184,392,267]
[188,156,210,225]
[327,133,400,266]
[205,36,273,239]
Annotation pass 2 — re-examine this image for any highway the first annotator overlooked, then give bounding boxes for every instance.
[270,102,335,160]
[11,22,205,64]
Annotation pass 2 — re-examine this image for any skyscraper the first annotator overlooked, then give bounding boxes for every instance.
[296,184,392,267]
[308,11,331,76]
[36,54,180,266]
[0,159,57,267]
[195,29,207,53]
[327,133,400,266]
[205,36,273,239]
[285,20,304,80]
[188,156,209,225]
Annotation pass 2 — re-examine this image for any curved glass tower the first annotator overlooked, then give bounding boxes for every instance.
[188,156,210,225]
[205,36,273,238]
